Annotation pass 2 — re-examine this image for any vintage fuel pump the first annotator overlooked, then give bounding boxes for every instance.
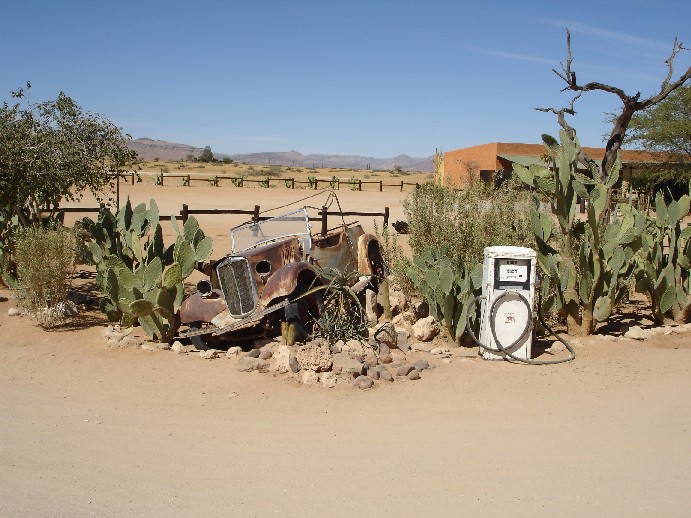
[467,246,575,364]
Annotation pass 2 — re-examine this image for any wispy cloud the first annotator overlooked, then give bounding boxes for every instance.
[461,46,555,64]
[535,18,671,52]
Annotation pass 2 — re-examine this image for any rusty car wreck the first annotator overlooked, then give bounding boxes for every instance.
[179,208,387,349]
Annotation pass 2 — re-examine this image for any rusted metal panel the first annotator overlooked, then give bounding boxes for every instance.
[260,262,318,306]
[180,289,227,323]
[311,225,364,273]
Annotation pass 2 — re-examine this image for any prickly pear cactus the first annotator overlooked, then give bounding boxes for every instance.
[635,193,691,324]
[406,246,483,341]
[83,199,213,342]
[514,131,643,335]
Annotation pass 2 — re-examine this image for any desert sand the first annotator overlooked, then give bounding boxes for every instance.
[1,182,690,517]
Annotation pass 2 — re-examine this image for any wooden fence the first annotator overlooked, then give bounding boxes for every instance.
[51,204,389,235]
[146,171,420,192]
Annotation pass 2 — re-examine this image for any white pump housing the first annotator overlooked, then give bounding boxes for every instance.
[478,246,537,361]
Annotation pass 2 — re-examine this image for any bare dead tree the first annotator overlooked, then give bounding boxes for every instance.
[538,29,691,183]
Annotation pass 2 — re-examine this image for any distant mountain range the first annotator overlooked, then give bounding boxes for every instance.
[127,138,434,172]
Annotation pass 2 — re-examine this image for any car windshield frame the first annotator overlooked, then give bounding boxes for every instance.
[230,208,312,253]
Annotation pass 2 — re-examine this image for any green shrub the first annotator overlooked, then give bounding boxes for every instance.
[15,226,76,326]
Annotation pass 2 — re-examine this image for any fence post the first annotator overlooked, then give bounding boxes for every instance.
[314,179,318,190]
[320,206,328,236]
[160,172,164,186]
[336,178,340,190]
[131,172,135,185]
[253,205,260,223]
[187,174,191,186]
[181,204,189,224]
[379,180,383,192]
[358,180,362,191]
[384,207,389,228]
[400,180,403,192]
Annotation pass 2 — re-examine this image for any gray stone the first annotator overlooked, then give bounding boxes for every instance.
[407,369,421,381]
[225,346,243,357]
[199,349,218,359]
[396,365,415,376]
[141,343,156,352]
[341,339,366,358]
[296,342,333,372]
[259,349,273,360]
[550,341,566,353]
[332,354,363,378]
[623,325,654,341]
[329,343,342,354]
[395,328,411,351]
[236,357,269,373]
[413,359,429,371]
[171,341,186,354]
[412,316,439,342]
[246,349,261,358]
[364,353,378,368]
[379,368,393,382]
[354,375,374,390]
[301,369,319,385]
[120,336,143,348]
[289,355,301,373]
[378,344,392,364]
[368,368,380,381]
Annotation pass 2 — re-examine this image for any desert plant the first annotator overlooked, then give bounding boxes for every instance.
[308,176,317,189]
[405,245,483,341]
[634,192,691,324]
[515,131,644,335]
[313,268,367,344]
[14,225,76,327]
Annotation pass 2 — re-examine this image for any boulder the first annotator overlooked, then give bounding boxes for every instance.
[296,342,333,372]
[379,368,394,382]
[225,346,243,357]
[354,375,374,390]
[301,369,319,385]
[407,370,421,381]
[272,345,292,373]
[236,357,269,373]
[396,365,415,377]
[319,371,338,388]
[246,349,261,358]
[332,354,363,378]
[199,349,218,359]
[259,348,273,360]
[413,359,429,372]
[413,316,439,342]
[171,341,186,354]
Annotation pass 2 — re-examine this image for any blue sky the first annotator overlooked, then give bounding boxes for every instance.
[2,0,690,157]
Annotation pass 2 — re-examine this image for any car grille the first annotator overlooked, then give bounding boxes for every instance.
[216,257,258,317]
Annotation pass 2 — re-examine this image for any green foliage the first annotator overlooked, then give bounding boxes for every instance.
[516,131,643,335]
[199,146,214,163]
[634,192,691,323]
[406,246,483,340]
[231,175,245,187]
[82,198,213,342]
[14,226,76,326]
[313,268,367,344]
[308,176,317,189]
[403,181,533,266]
[329,176,338,188]
[347,176,359,190]
[0,84,136,229]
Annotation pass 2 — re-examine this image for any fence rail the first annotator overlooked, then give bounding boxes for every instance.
[48,203,390,234]
[145,171,420,192]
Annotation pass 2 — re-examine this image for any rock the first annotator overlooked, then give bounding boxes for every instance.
[227,392,240,399]
[390,349,407,363]
[332,354,363,378]
[407,370,421,381]
[120,336,143,348]
[246,349,261,358]
[296,342,333,372]
[199,349,218,359]
[272,345,292,373]
[365,289,378,326]
[391,310,416,327]
[413,316,439,342]
[341,339,366,358]
[0,296,8,303]
[396,365,415,377]
[319,371,338,388]
[236,357,269,373]
[364,353,378,368]
[378,344,392,364]
[374,324,398,349]
[368,368,380,381]
[412,300,429,319]
[597,334,620,342]
[430,347,451,356]
[411,342,435,353]
[387,287,407,316]
[550,341,566,352]
[354,375,374,390]
[289,355,301,373]
[141,343,156,352]
[301,369,319,385]
[171,341,186,354]
[623,325,654,341]
[329,343,342,354]
[395,328,411,351]
[413,359,429,372]
[379,368,393,382]
[225,346,243,357]
[259,349,273,360]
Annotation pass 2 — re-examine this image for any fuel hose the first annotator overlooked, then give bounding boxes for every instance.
[465,290,575,365]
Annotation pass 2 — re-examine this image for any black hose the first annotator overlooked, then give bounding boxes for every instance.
[466,291,575,365]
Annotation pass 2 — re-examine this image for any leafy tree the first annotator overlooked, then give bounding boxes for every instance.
[199,145,214,163]
[0,84,136,227]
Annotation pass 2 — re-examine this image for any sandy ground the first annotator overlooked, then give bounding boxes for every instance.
[1,184,690,517]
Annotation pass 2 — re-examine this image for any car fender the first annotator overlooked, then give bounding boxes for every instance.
[180,289,228,324]
[357,233,387,277]
[260,262,321,306]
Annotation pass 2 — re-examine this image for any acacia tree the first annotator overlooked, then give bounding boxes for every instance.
[538,30,691,194]
[0,84,136,227]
